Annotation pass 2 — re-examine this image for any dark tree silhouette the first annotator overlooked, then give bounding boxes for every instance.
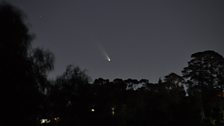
[48,65,90,125]
[31,47,54,93]
[0,2,35,125]
[164,73,184,89]
[183,50,224,90]
[0,2,54,126]
[182,50,224,125]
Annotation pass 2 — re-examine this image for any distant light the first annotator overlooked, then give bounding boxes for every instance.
[54,117,60,121]
[91,108,95,112]
[112,107,115,115]
[40,119,51,124]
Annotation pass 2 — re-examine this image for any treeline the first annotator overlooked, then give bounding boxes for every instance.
[1,2,224,126]
[43,59,224,126]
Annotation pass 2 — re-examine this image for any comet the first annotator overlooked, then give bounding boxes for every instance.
[96,42,111,62]
[106,55,111,62]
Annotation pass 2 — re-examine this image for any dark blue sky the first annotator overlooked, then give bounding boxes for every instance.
[6,0,224,82]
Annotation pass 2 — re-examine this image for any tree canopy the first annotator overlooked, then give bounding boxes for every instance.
[0,2,54,126]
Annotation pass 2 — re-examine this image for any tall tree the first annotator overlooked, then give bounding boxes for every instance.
[0,2,54,125]
[31,48,54,92]
[182,50,224,125]
[182,50,224,90]
[49,65,90,125]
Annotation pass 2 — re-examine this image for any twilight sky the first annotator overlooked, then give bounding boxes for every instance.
[6,0,224,82]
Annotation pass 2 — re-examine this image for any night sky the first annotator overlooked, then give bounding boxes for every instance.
[6,0,224,82]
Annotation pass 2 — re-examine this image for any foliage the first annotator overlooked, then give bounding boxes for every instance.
[182,50,224,125]
[182,50,224,90]
[0,2,54,126]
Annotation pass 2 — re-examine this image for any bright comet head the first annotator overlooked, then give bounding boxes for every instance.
[105,55,111,62]
[96,42,111,62]
[107,57,111,62]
